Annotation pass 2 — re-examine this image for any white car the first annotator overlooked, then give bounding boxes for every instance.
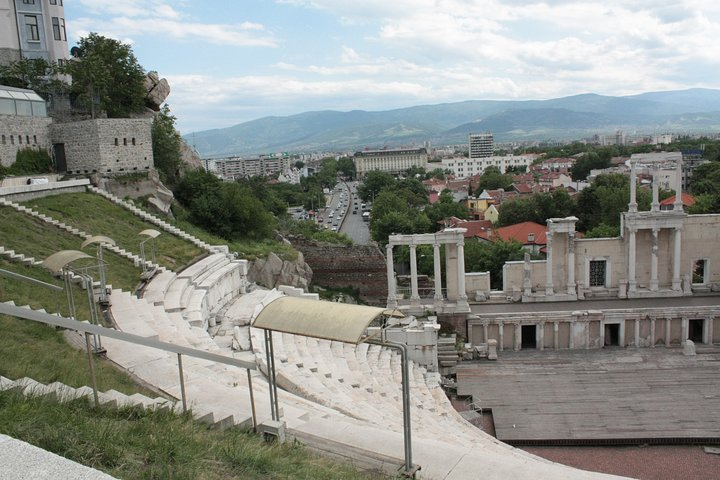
[331,226,337,231]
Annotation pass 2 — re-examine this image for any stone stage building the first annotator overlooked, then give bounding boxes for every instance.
[389,156,720,352]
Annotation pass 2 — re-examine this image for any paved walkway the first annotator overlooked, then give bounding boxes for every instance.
[0,434,117,480]
[456,347,720,444]
[471,294,720,314]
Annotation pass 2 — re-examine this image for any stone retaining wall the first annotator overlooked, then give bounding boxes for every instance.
[290,237,387,305]
[0,115,53,167]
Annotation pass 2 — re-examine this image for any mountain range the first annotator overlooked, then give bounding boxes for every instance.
[185,88,720,157]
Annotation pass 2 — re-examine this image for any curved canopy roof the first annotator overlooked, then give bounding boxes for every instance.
[252,296,396,344]
[80,235,116,249]
[41,250,93,273]
[139,229,161,238]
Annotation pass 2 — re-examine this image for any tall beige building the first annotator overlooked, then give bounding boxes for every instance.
[354,147,428,178]
[0,0,69,66]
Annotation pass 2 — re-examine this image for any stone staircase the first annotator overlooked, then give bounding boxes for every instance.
[86,186,218,254]
[0,375,178,415]
[0,198,166,274]
[437,334,461,373]
[0,245,43,267]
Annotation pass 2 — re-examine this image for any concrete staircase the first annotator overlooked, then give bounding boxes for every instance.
[0,198,166,274]
[86,186,220,254]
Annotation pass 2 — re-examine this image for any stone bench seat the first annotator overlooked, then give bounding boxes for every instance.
[143,270,177,306]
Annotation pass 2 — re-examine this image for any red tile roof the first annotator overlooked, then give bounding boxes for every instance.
[660,192,696,207]
[495,221,548,245]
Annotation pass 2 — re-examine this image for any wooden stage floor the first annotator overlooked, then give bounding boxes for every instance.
[456,346,720,444]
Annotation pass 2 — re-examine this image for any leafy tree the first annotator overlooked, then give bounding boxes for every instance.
[497,189,576,226]
[575,173,650,231]
[152,105,183,186]
[424,190,469,226]
[570,151,611,181]
[584,223,620,238]
[690,161,720,197]
[476,166,512,192]
[358,171,395,203]
[336,156,356,180]
[464,239,525,289]
[369,190,431,244]
[688,193,720,214]
[63,33,146,118]
[294,160,305,169]
[426,168,446,180]
[0,58,67,99]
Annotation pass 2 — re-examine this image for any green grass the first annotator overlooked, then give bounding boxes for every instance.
[0,314,156,396]
[24,192,205,272]
[0,204,143,293]
[0,391,383,480]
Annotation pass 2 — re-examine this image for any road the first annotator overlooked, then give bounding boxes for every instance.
[338,181,372,245]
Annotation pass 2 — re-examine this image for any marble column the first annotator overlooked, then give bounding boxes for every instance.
[650,317,656,348]
[567,232,576,295]
[651,164,660,212]
[674,159,684,211]
[665,318,671,347]
[628,227,637,293]
[386,244,397,308]
[514,323,521,351]
[457,241,467,301]
[553,321,559,350]
[634,318,641,347]
[483,324,488,344]
[545,232,554,296]
[433,242,443,301]
[538,322,545,350]
[498,322,504,352]
[409,244,420,302]
[650,228,659,291]
[629,160,638,213]
[672,227,682,291]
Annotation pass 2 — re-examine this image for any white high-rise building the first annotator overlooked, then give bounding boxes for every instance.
[0,0,69,67]
[468,132,493,158]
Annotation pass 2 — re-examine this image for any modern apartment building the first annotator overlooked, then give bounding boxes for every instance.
[441,154,538,177]
[353,147,428,178]
[468,132,493,158]
[0,0,69,66]
[203,155,293,180]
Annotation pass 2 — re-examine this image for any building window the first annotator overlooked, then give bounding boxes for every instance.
[131,137,136,145]
[589,260,606,287]
[25,16,40,41]
[52,17,66,41]
[18,135,22,145]
[33,135,37,144]
[123,138,127,146]
[1,135,4,145]
[23,0,35,4]
[692,259,708,284]
[114,138,118,146]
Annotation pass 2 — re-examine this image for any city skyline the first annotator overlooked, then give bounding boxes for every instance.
[64,1,720,134]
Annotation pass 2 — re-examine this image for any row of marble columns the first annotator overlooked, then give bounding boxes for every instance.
[478,315,714,352]
[386,241,467,307]
[627,160,685,292]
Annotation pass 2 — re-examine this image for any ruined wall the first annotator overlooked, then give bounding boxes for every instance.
[0,114,53,167]
[51,118,153,174]
[290,237,387,305]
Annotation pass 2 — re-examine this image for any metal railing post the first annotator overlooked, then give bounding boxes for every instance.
[177,353,187,413]
[247,369,257,432]
[84,332,100,407]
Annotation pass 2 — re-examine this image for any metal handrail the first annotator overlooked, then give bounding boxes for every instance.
[0,302,259,431]
[0,268,63,292]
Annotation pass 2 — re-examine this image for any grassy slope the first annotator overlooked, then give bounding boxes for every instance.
[24,192,205,272]
[0,191,381,479]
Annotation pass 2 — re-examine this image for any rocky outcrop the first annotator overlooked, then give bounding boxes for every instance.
[144,71,171,111]
[93,169,174,215]
[179,138,203,171]
[248,251,313,291]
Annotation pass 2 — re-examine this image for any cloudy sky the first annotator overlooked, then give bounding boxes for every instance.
[64,0,720,134]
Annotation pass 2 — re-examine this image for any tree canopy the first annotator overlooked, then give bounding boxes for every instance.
[63,33,147,118]
[152,105,183,187]
[475,166,513,193]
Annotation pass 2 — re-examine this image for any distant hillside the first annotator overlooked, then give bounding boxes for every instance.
[185,88,720,156]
